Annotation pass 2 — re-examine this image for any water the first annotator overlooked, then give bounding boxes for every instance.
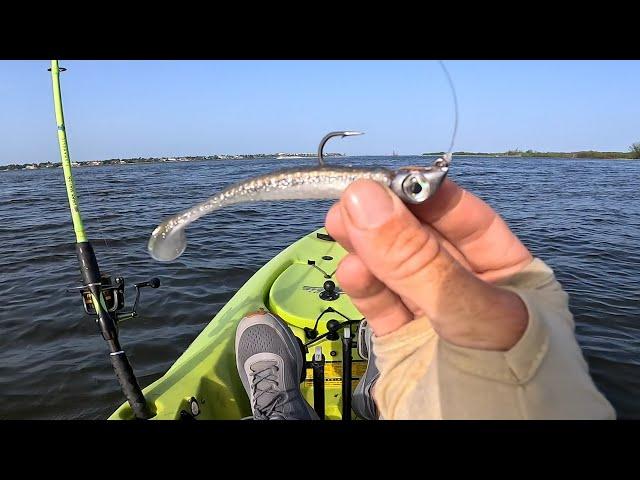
[0,156,638,419]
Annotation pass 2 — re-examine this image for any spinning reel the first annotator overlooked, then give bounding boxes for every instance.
[70,274,161,323]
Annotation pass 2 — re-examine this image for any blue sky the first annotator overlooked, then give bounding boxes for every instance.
[1,60,638,165]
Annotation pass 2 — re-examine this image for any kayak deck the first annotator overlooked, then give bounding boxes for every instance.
[109,228,363,420]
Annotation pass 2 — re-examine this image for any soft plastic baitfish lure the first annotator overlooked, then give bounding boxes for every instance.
[148,131,451,262]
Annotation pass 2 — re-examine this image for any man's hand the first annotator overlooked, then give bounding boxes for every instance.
[325,178,533,351]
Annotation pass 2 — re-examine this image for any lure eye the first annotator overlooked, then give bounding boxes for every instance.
[401,174,430,203]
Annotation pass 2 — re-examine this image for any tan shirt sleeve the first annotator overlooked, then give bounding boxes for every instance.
[372,258,616,419]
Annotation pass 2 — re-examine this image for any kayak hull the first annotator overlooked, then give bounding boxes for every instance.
[109,228,363,420]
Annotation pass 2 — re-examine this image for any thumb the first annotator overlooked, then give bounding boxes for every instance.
[340,180,524,348]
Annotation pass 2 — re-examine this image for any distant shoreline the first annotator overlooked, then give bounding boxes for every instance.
[3,150,639,171]
[0,152,345,172]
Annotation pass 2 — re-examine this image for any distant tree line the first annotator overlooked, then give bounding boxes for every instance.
[423,142,640,159]
[503,143,640,159]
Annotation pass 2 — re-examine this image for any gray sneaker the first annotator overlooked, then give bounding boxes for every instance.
[352,319,380,420]
[235,311,319,420]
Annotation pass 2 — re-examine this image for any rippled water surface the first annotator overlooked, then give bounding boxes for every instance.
[1,157,638,419]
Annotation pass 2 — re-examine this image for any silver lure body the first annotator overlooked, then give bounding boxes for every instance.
[148,158,450,262]
[148,166,393,262]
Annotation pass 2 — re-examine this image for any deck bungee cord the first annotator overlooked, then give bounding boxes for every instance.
[49,60,159,420]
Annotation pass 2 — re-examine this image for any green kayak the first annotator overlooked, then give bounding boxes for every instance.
[109,227,365,420]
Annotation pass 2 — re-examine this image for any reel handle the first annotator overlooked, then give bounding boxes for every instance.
[134,277,160,289]
[118,277,162,323]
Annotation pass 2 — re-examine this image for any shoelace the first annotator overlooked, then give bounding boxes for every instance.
[250,362,286,420]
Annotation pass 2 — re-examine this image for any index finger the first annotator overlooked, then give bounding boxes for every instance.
[409,179,532,280]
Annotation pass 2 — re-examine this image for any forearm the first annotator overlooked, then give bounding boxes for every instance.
[372,258,616,420]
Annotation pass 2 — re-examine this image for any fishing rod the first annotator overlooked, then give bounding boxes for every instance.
[49,60,158,420]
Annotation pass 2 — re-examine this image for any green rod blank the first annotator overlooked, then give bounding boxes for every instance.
[50,60,87,243]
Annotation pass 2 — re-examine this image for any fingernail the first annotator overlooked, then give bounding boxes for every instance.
[344,180,395,229]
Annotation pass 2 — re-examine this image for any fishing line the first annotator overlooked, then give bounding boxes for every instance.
[94,207,112,249]
[84,189,111,249]
[437,60,459,155]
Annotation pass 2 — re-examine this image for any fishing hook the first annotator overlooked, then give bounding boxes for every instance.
[317,131,364,166]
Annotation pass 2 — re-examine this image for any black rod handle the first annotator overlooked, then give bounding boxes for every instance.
[110,350,153,419]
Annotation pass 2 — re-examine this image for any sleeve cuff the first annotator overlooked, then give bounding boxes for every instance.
[493,257,556,290]
[372,316,437,357]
